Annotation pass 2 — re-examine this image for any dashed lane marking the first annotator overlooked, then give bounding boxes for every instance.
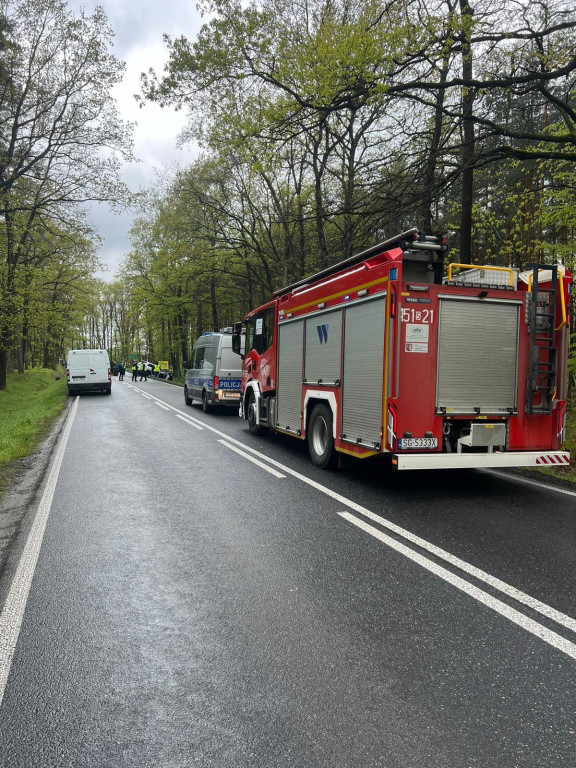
[176,414,203,430]
[218,440,285,478]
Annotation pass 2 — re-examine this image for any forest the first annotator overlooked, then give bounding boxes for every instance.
[1,0,576,384]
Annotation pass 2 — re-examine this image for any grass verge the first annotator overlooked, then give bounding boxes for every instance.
[0,368,68,490]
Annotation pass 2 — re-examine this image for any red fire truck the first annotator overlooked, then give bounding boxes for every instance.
[232,228,571,470]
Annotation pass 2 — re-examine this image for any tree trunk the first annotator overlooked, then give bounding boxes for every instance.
[210,275,219,331]
[16,330,24,374]
[311,128,329,269]
[0,345,7,390]
[459,0,475,263]
[421,59,449,231]
[341,118,359,260]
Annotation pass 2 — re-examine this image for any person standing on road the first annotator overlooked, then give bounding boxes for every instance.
[131,362,138,381]
[139,362,147,381]
[118,362,125,381]
[153,363,160,380]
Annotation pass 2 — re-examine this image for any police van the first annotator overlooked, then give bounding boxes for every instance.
[66,349,112,395]
[184,331,242,411]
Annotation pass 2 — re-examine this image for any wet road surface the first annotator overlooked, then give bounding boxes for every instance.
[0,378,574,767]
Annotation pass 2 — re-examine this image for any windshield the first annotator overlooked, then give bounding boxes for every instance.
[245,307,275,355]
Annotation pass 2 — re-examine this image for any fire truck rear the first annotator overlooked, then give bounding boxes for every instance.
[232,228,571,470]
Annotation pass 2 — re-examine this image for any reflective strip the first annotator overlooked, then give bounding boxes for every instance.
[536,454,570,465]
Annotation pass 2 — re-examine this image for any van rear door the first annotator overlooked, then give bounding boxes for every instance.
[216,344,242,402]
[67,349,111,393]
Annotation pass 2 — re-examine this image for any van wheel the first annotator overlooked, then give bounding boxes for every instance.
[202,391,211,413]
[184,386,192,406]
[105,386,111,395]
[308,403,338,469]
[247,392,267,436]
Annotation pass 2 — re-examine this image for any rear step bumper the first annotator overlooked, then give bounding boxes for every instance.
[392,451,570,470]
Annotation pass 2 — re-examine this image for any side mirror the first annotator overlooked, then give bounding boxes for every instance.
[232,322,243,357]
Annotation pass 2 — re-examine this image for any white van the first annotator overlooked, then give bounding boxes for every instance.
[66,349,112,395]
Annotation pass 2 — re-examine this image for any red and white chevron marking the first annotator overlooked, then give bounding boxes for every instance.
[536,454,570,465]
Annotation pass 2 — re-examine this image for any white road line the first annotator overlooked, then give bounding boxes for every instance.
[180,414,205,428]
[339,505,576,635]
[202,434,576,635]
[126,389,576,649]
[339,512,576,661]
[218,440,286,478]
[154,402,170,411]
[0,398,79,709]
[483,468,576,498]
[141,393,153,400]
[176,414,203,430]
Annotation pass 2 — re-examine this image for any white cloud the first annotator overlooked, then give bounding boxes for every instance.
[113,42,194,191]
[68,0,203,279]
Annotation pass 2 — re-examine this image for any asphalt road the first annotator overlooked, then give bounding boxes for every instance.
[0,377,574,767]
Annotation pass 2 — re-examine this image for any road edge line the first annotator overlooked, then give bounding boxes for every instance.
[0,397,79,710]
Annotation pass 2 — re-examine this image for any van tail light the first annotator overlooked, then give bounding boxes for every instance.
[213,375,219,389]
[108,368,111,381]
[66,368,70,382]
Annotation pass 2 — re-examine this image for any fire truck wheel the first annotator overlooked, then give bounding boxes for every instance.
[308,403,338,469]
[247,392,267,435]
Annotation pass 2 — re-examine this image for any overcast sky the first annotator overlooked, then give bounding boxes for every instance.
[68,0,204,280]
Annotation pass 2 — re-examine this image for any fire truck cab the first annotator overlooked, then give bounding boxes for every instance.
[233,228,571,471]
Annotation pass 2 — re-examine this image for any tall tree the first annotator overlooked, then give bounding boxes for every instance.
[142,0,576,275]
[458,0,475,261]
[0,0,133,388]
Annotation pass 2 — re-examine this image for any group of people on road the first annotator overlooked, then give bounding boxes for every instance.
[113,360,171,382]
[131,362,149,381]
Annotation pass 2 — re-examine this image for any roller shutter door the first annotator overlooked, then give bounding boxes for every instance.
[436,298,519,414]
[276,320,304,431]
[341,298,386,448]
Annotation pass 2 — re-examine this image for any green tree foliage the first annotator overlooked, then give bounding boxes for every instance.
[121,174,248,373]
[0,0,133,388]
[17,225,100,370]
[141,0,576,259]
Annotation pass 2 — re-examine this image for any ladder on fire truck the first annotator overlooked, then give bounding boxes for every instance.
[525,263,558,415]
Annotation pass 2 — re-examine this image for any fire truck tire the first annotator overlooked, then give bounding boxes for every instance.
[247,392,267,435]
[308,403,338,469]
